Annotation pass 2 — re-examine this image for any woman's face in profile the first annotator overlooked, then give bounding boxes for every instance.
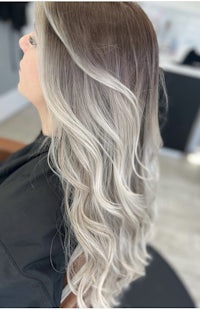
[18,32,45,108]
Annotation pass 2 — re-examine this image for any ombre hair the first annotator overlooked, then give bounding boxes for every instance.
[34,2,164,307]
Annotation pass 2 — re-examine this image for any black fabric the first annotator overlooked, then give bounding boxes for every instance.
[182,49,200,67]
[160,71,200,152]
[118,245,195,308]
[0,133,66,307]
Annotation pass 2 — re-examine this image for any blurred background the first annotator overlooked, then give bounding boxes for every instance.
[0,1,199,307]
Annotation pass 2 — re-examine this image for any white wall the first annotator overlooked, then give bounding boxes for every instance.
[140,1,200,62]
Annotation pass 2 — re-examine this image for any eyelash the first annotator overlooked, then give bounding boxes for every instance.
[29,35,37,47]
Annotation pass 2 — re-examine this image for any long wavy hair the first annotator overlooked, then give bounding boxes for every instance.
[34,2,163,307]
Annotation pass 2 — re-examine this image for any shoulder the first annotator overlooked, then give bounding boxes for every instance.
[0,134,66,306]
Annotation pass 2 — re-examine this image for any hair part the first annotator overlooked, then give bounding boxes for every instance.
[34,2,164,307]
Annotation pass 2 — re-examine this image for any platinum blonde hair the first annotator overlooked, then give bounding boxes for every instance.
[35,2,163,307]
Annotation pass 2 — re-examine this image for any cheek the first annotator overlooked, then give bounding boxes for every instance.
[18,57,45,106]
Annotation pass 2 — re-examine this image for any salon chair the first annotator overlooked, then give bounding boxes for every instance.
[0,136,196,308]
[0,137,25,161]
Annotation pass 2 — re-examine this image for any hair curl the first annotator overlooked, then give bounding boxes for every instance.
[35,2,164,307]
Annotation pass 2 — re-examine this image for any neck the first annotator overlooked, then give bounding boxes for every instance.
[37,106,52,137]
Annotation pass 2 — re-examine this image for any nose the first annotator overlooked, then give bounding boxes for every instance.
[19,33,30,53]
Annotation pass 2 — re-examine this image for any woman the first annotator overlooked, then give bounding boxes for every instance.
[0,2,164,307]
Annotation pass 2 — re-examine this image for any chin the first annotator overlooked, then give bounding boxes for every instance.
[17,83,29,102]
[17,83,23,95]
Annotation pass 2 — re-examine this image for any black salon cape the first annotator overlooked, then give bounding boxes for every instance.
[0,133,65,307]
